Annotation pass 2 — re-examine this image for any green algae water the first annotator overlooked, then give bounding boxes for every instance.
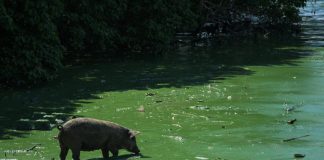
[1,2,324,160]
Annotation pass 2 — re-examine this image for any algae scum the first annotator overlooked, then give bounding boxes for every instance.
[1,2,324,160]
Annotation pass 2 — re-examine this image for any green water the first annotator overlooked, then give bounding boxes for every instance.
[1,3,324,160]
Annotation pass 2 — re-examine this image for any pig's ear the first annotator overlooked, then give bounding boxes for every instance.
[133,130,141,136]
[124,129,134,139]
[128,130,140,139]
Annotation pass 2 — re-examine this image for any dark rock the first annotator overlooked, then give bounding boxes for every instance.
[146,93,155,96]
[294,154,305,158]
[43,115,56,123]
[287,119,297,124]
[16,119,34,130]
[52,112,69,121]
[34,119,51,130]
[33,112,47,119]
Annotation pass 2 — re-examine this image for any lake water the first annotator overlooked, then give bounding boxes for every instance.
[0,1,324,160]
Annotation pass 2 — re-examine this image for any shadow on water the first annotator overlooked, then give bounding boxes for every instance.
[0,35,314,139]
[87,153,151,160]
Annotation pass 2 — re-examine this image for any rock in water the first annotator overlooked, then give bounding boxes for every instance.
[16,119,33,130]
[294,154,305,158]
[287,119,297,124]
[34,119,51,130]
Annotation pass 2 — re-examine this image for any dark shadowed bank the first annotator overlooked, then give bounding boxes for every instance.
[0,0,310,86]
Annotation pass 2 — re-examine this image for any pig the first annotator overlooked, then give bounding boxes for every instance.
[56,117,140,160]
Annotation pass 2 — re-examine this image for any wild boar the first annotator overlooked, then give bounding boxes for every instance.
[57,117,140,160]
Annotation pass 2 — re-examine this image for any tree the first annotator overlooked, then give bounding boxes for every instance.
[0,0,64,85]
[0,0,310,86]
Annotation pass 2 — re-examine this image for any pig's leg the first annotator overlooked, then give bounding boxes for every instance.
[111,149,119,157]
[101,147,109,159]
[71,147,81,160]
[59,146,68,160]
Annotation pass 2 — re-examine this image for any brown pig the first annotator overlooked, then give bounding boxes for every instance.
[57,117,140,160]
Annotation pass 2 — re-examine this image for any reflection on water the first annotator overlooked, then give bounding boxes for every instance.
[300,0,324,46]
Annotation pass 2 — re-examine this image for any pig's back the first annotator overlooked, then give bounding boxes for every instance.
[63,118,113,132]
[61,118,121,150]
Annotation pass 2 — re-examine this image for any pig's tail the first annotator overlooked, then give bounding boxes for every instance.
[57,125,63,131]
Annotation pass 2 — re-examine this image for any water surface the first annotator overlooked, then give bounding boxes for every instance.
[1,1,324,160]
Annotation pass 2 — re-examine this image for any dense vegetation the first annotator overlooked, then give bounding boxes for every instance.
[0,0,308,86]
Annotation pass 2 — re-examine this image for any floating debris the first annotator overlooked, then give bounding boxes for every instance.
[137,106,145,112]
[287,119,297,124]
[283,135,310,142]
[195,156,209,160]
[227,96,232,100]
[155,100,163,103]
[294,154,305,158]
[26,144,41,152]
[4,143,42,157]
[283,102,304,113]
[285,106,295,112]
[146,93,155,96]
[4,149,28,154]
[189,105,209,110]
[163,135,184,143]
[172,124,182,128]
[116,107,131,112]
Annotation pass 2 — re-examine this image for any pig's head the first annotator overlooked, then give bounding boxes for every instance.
[123,129,140,155]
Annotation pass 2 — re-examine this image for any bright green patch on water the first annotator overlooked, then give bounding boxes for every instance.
[1,40,324,159]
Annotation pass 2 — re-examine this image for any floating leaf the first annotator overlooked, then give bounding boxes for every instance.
[189,105,209,110]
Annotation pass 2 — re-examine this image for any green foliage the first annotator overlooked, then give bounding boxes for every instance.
[1,0,198,86]
[58,0,126,55]
[0,0,309,86]
[200,0,307,25]
[114,0,198,53]
[0,0,64,85]
[59,0,198,55]
[253,0,307,24]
